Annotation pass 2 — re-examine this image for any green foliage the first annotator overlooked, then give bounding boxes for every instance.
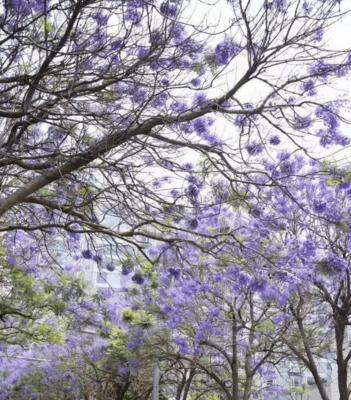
[141,261,158,288]
[37,323,65,344]
[326,178,342,187]
[43,20,55,34]
[0,242,86,346]
[122,308,156,329]
[325,169,351,187]
[255,320,275,333]
[109,326,128,361]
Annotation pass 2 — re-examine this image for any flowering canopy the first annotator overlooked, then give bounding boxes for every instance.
[1,0,351,399]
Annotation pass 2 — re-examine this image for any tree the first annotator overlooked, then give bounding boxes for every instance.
[2,0,351,397]
[118,199,298,400]
[123,158,351,400]
[0,0,349,262]
[269,171,351,400]
[4,160,351,399]
[232,160,351,400]
[0,248,163,400]
[0,229,87,345]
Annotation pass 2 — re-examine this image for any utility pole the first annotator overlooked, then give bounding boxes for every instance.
[152,364,160,400]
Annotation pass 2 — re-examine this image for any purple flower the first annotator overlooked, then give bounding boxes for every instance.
[313,200,327,213]
[122,264,133,275]
[195,322,213,342]
[269,135,280,145]
[170,189,180,198]
[183,162,193,171]
[246,142,263,156]
[170,23,185,44]
[150,30,163,46]
[82,249,93,259]
[193,118,209,134]
[300,240,316,259]
[250,279,267,293]
[302,79,317,96]
[8,0,31,15]
[313,27,324,42]
[111,39,123,51]
[160,1,178,17]
[187,218,198,229]
[93,11,109,26]
[275,0,287,10]
[133,87,147,103]
[193,93,208,107]
[302,1,312,14]
[319,131,333,147]
[161,303,172,314]
[215,40,241,65]
[127,336,144,350]
[186,176,203,201]
[125,6,142,24]
[325,254,347,273]
[170,101,187,113]
[152,92,168,108]
[132,273,145,284]
[203,133,222,146]
[7,255,16,265]
[280,161,295,175]
[168,268,181,279]
[316,107,339,131]
[310,60,333,81]
[335,135,350,146]
[106,263,115,272]
[294,115,312,130]
[191,78,201,87]
[235,114,248,127]
[174,337,189,354]
[137,46,150,58]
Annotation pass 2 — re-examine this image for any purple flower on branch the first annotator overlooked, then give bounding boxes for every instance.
[215,40,241,66]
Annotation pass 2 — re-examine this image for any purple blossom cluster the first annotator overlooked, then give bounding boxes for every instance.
[215,40,241,65]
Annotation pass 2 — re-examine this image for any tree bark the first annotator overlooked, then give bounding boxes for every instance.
[335,315,348,400]
[231,312,239,400]
[292,305,330,400]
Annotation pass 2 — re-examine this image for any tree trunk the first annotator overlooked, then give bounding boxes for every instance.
[182,369,196,400]
[335,316,348,400]
[294,311,330,400]
[176,372,186,400]
[337,363,348,400]
[231,312,239,400]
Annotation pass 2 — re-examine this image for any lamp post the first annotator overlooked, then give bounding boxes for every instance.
[152,364,160,400]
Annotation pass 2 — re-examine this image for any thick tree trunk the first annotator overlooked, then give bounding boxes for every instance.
[294,312,330,400]
[242,376,253,400]
[337,363,348,400]
[335,317,348,400]
[231,313,239,400]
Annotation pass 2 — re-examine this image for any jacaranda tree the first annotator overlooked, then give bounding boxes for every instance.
[2,0,351,399]
[251,166,351,400]
[120,156,351,400]
[4,158,351,398]
[0,0,350,258]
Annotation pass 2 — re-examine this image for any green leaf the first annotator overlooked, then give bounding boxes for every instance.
[337,221,349,233]
[326,178,342,187]
[44,21,55,34]
[122,308,136,323]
